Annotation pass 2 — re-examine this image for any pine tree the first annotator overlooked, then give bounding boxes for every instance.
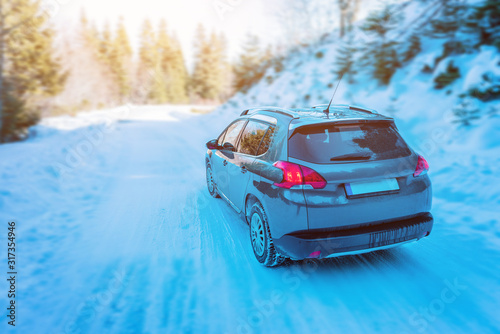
[361,5,402,85]
[191,24,209,99]
[434,60,460,89]
[206,32,224,99]
[169,36,189,103]
[136,18,162,103]
[110,17,132,102]
[157,20,190,103]
[136,19,190,104]
[98,22,113,63]
[51,11,119,111]
[402,34,422,63]
[233,34,267,93]
[334,38,358,83]
[465,0,500,49]
[427,1,471,59]
[0,0,66,141]
[216,32,234,101]
[191,25,226,101]
[156,19,173,103]
[452,98,480,126]
[427,1,466,39]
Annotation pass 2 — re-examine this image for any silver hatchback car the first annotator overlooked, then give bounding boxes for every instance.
[205,105,433,267]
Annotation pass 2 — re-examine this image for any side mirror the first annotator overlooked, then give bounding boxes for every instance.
[206,139,220,150]
[223,142,235,152]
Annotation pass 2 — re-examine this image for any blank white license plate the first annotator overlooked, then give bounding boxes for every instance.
[345,178,399,197]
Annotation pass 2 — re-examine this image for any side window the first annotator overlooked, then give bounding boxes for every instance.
[238,121,270,156]
[223,120,246,148]
[257,126,275,155]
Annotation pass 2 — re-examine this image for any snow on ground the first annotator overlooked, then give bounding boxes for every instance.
[1,1,500,333]
[0,101,499,334]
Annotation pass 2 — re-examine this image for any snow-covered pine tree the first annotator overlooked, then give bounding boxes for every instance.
[427,0,467,39]
[361,5,402,85]
[434,60,460,89]
[334,38,358,83]
[465,0,500,50]
[452,98,480,126]
[402,34,422,63]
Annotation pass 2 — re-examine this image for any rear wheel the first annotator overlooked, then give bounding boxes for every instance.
[206,164,219,198]
[249,202,285,267]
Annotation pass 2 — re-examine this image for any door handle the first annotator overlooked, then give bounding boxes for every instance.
[240,166,247,174]
[223,160,228,166]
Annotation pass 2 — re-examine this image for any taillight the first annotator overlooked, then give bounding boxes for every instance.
[273,161,327,189]
[413,155,429,177]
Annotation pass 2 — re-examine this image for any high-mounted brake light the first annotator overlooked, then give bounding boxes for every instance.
[273,161,327,189]
[413,155,429,177]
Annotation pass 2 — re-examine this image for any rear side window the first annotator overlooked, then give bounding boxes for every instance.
[289,122,411,163]
[222,120,246,147]
[238,121,271,156]
[257,127,275,155]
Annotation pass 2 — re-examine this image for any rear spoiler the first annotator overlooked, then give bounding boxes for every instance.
[288,119,396,139]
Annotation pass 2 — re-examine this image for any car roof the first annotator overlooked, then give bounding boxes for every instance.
[241,105,394,128]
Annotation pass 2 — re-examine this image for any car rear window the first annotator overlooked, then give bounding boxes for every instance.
[288,122,412,163]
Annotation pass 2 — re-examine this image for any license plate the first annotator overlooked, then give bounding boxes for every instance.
[345,178,399,197]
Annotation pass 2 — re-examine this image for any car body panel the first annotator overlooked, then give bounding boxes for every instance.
[246,172,309,239]
[212,150,230,196]
[225,152,255,212]
[273,213,433,260]
[289,154,432,230]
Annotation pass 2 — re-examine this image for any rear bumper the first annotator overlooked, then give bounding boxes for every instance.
[273,213,434,260]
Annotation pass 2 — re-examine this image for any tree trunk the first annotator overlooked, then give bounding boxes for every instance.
[338,0,349,38]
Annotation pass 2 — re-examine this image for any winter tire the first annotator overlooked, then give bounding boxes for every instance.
[206,164,219,198]
[249,202,285,267]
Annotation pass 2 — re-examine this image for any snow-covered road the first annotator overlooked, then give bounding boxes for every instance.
[1,106,499,334]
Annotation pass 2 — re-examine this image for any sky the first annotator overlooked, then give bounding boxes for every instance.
[51,0,282,69]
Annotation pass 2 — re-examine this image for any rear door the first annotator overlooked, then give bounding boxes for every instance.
[226,120,272,211]
[287,121,430,229]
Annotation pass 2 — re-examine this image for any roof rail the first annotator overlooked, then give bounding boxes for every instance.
[311,104,328,109]
[349,105,379,115]
[311,104,378,115]
[311,104,349,109]
[241,106,296,118]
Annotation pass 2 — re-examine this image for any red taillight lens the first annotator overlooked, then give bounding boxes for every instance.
[273,161,327,189]
[413,155,429,177]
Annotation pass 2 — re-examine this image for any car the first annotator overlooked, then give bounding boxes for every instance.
[205,104,433,267]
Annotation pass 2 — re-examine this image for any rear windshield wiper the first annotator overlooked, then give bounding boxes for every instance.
[330,153,372,161]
